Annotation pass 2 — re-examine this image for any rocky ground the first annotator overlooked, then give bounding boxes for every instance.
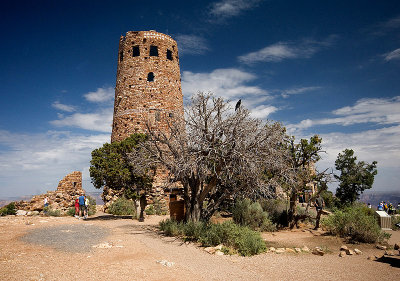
[0,212,399,281]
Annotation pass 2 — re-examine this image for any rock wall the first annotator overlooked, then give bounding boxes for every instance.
[15,171,84,213]
[106,30,185,210]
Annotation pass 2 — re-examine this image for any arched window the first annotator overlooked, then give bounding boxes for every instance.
[150,45,158,56]
[147,72,154,82]
[119,51,124,62]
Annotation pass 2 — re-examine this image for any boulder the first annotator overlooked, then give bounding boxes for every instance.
[376,245,387,250]
[301,246,310,253]
[345,249,354,255]
[285,248,296,253]
[339,251,347,257]
[340,245,348,251]
[394,243,399,250]
[294,248,302,253]
[312,247,324,256]
[268,247,276,253]
[215,250,224,256]
[16,210,27,216]
[275,248,285,254]
[384,250,395,256]
[354,249,362,255]
[204,247,216,254]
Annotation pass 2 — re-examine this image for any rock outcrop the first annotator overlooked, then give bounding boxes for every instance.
[15,171,84,213]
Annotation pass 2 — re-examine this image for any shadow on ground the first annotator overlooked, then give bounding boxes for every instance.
[375,255,400,268]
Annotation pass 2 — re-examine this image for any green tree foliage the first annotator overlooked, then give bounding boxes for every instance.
[334,149,377,205]
[283,135,325,228]
[0,202,16,216]
[89,134,152,197]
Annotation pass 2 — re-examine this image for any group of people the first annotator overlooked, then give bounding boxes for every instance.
[375,201,399,214]
[74,194,89,219]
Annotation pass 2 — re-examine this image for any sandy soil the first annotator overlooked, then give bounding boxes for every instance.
[0,214,399,281]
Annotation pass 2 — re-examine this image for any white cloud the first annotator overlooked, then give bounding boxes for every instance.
[281,86,322,98]
[182,68,277,119]
[50,108,113,133]
[288,96,400,132]
[0,130,109,197]
[52,101,76,112]
[84,87,114,103]
[175,34,210,55]
[209,0,262,19]
[238,36,337,64]
[383,48,400,61]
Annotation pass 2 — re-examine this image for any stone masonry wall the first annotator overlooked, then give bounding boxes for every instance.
[106,31,185,210]
[15,171,84,213]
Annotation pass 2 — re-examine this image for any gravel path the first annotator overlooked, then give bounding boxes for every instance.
[20,224,110,253]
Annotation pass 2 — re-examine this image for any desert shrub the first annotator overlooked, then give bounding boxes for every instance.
[259,199,288,227]
[322,203,390,243]
[87,196,97,216]
[107,197,137,216]
[0,202,16,216]
[43,206,61,217]
[67,207,76,216]
[145,204,155,215]
[159,219,266,256]
[392,215,400,230]
[232,199,276,232]
[159,219,182,236]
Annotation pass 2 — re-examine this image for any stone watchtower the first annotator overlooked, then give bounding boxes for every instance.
[104,31,184,209]
[111,30,184,142]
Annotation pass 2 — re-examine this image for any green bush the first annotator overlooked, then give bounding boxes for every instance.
[87,196,97,216]
[145,204,155,215]
[319,190,339,210]
[233,199,276,231]
[322,203,390,243]
[392,215,400,230]
[43,206,61,217]
[108,197,137,216]
[0,202,16,216]
[159,219,266,256]
[67,207,76,216]
[259,199,288,227]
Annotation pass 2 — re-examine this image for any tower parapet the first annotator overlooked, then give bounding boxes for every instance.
[111,30,184,142]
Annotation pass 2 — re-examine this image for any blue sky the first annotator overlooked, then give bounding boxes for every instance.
[1,0,399,198]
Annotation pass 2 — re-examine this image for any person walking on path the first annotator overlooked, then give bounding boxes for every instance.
[78,194,85,218]
[314,195,325,230]
[74,197,79,218]
[84,196,90,219]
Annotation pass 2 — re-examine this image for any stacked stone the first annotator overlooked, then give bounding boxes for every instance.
[15,171,84,213]
[105,30,185,210]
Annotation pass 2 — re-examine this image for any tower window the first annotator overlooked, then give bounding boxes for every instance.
[147,72,154,82]
[132,45,140,57]
[166,49,173,60]
[119,51,124,62]
[150,45,158,56]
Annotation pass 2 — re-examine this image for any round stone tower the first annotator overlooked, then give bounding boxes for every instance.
[111,30,184,143]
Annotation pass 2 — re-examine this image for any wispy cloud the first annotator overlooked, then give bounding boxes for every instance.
[182,68,277,119]
[287,96,400,132]
[238,36,337,64]
[175,34,210,55]
[50,108,113,133]
[52,101,76,112]
[51,87,114,132]
[383,48,400,61]
[280,86,322,98]
[84,87,114,103]
[208,0,262,20]
[368,14,400,36]
[0,130,109,197]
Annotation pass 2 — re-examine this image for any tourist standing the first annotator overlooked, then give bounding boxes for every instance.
[44,196,49,208]
[314,195,325,230]
[74,196,79,218]
[78,194,85,218]
[84,196,90,219]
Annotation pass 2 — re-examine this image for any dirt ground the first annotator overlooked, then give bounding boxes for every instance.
[0,213,399,281]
